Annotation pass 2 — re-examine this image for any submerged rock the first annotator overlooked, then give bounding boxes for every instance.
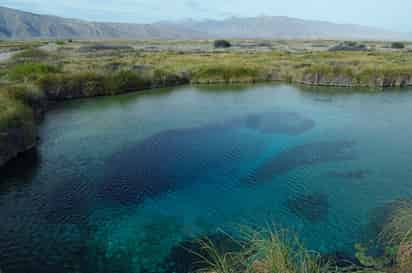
[321,251,363,268]
[286,192,329,222]
[248,140,357,183]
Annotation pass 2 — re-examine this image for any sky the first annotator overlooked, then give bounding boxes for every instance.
[0,0,410,32]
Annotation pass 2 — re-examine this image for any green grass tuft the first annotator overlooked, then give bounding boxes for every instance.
[193,226,339,273]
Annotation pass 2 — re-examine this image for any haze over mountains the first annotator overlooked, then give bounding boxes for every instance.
[0,6,407,40]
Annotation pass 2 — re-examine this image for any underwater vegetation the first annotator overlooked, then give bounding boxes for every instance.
[286,193,330,223]
[100,124,241,205]
[0,215,185,273]
[100,111,314,205]
[248,140,357,183]
[327,170,370,180]
[227,111,315,135]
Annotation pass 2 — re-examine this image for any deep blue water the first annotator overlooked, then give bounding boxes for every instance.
[1,84,412,273]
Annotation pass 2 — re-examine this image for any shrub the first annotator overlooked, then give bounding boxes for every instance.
[391,42,405,49]
[214,40,232,48]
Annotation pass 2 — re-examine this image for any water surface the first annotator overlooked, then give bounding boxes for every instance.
[1,84,412,273]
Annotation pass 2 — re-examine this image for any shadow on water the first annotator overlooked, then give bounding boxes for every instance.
[48,86,180,115]
[246,140,357,184]
[0,149,41,193]
[100,111,315,205]
[194,83,259,93]
[297,84,374,94]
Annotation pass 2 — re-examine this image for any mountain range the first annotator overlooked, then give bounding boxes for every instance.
[0,6,408,40]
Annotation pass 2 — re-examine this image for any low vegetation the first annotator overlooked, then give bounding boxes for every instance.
[391,42,405,49]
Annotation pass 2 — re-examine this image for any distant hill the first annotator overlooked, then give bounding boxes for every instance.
[175,16,406,40]
[0,6,407,40]
[0,6,205,40]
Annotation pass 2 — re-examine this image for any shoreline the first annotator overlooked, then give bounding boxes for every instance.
[1,77,412,169]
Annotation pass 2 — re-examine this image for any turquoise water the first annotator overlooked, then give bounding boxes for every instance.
[1,84,412,272]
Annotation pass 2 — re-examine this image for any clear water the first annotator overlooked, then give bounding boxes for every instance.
[1,84,412,273]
